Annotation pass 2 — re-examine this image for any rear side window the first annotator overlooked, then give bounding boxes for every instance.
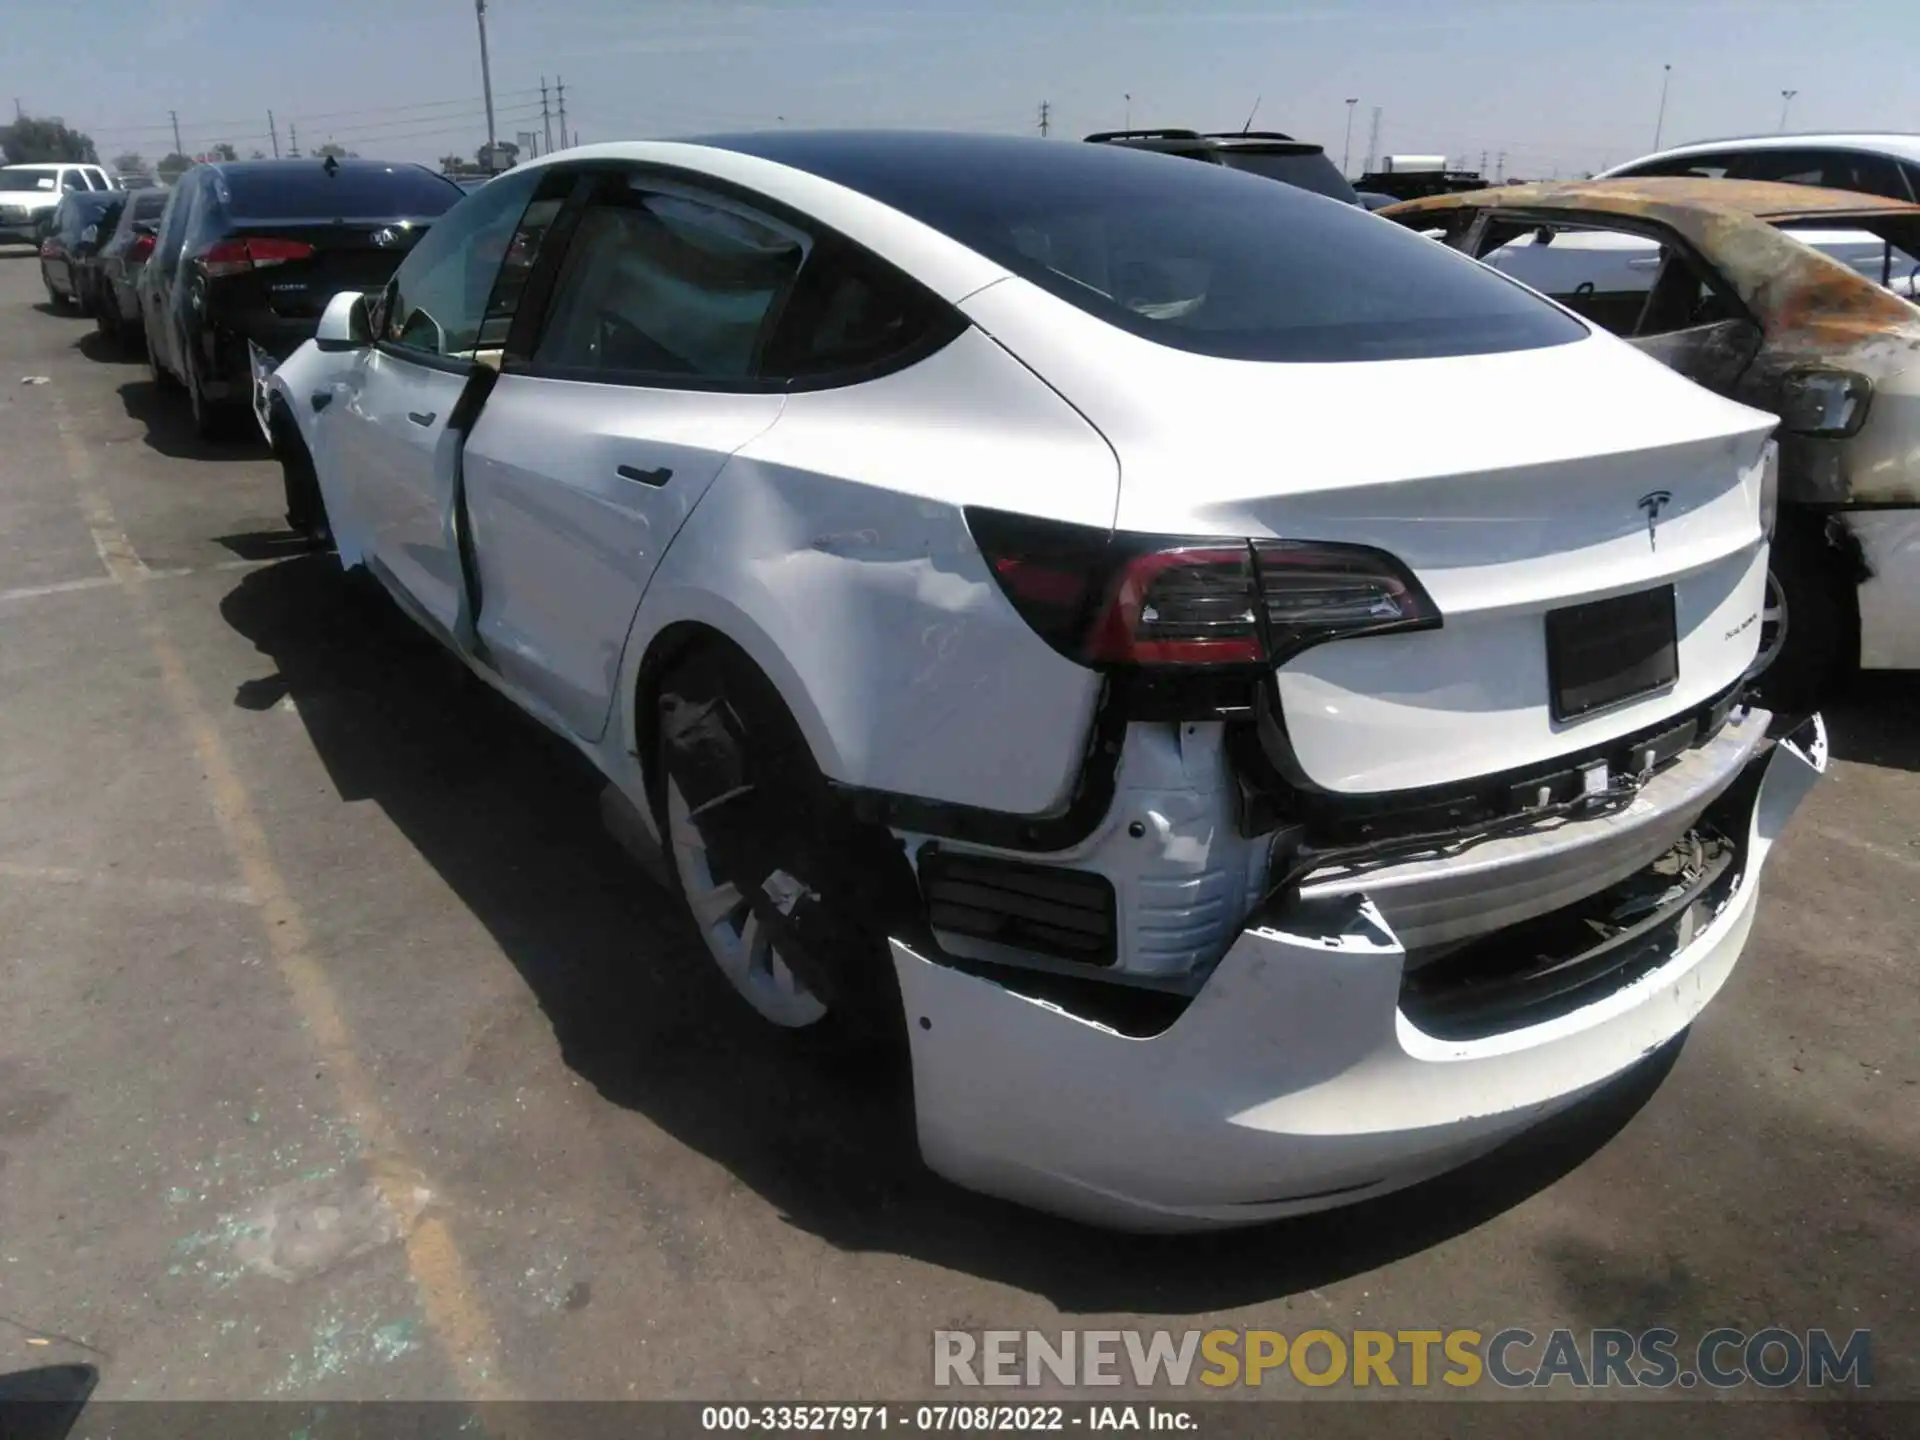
[224,165,462,221]
[761,238,959,383]
[755,137,1585,362]
[1730,148,1912,200]
[1613,152,1733,179]
[1217,149,1359,203]
[532,185,807,381]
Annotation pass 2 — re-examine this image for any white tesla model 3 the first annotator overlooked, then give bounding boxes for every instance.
[262,131,1825,1230]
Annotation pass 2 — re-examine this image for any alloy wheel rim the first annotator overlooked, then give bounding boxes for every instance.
[665,776,827,1028]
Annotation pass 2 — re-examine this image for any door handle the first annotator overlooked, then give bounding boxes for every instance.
[616,463,673,487]
[1626,257,1663,271]
[407,410,436,427]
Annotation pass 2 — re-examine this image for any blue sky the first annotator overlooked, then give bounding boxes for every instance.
[7,0,1914,177]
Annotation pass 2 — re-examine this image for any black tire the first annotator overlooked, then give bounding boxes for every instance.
[1757,515,1858,716]
[145,322,180,392]
[273,408,332,545]
[184,349,235,441]
[648,644,909,1056]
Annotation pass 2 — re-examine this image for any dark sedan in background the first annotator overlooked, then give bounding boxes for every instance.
[138,157,465,437]
[39,191,124,310]
[91,186,170,347]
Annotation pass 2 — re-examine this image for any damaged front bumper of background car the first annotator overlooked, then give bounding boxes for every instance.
[890,711,1826,1232]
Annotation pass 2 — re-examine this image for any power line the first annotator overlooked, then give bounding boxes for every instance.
[83,88,548,140]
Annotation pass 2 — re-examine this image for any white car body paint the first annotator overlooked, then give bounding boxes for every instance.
[895,716,1827,1231]
[265,136,1829,1229]
[1853,509,1920,669]
[961,276,1777,792]
[332,349,472,636]
[463,375,789,740]
[615,325,1118,811]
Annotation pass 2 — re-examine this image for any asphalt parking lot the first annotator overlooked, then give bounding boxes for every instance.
[0,248,1916,1418]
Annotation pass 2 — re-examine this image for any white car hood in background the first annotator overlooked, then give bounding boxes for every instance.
[961,278,1780,794]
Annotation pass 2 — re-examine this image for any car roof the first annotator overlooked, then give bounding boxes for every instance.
[1605,133,1920,170]
[202,157,442,178]
[1383,175,1920,224]
[1,161,86,171]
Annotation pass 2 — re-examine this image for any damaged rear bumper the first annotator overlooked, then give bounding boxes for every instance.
[891,713,1827,1232]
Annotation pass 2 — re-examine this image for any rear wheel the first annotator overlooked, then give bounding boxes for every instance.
[649,645,909,1051]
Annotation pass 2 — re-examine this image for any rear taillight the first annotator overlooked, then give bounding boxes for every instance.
[127,234,154,263]
[197,236,315,278]
[969,507,1440,671]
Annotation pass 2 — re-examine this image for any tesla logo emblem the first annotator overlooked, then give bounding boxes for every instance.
[1638,490,1673,549]
[371,227,399,247]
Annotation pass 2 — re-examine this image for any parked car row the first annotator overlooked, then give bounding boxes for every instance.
[247,131,1829,1230]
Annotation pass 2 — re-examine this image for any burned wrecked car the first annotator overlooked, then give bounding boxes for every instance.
[261,135,1823,1231]
[1386,178,1920,705]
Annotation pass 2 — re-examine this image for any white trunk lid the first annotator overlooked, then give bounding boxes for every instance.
[964,279,1777,794]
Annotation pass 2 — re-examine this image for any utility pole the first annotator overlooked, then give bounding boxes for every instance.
[1342,97,1358,177]
[475,0,498,153]
[556,75,568,149]
[1479,149,1488,175]
[1365,105,1382,175]
[289,123,299,159]
[1497,150,1507,182]
[1779,88,1798,130]
[170,109,184,158]
[12,98,21,121]
[1653,63,1671,149]
[541,77,553,155]
[268,110,280,159]
[1037,100,1050,138]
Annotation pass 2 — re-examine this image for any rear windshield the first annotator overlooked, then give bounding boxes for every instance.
[1217,148,1359,203]
[222,165,463,221]
[714,134,1585,363]
[0,169,56,192]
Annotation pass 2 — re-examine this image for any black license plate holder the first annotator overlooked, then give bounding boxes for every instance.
[1546,585,1678,721]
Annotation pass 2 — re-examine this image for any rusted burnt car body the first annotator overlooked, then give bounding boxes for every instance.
[1385,178,1920,696]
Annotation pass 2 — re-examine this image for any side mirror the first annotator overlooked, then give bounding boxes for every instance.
[315,290,372,351]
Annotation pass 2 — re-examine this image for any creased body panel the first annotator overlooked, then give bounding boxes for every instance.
[620,327,1119,812]
[895,718,1826,1232]
[962,279,1778,793]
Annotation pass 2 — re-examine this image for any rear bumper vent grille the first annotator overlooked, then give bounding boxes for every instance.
[919,847,1117,967]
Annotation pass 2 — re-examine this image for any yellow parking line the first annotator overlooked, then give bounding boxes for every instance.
[50,398,515,1403]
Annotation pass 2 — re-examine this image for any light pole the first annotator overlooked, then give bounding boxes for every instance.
[1779,89,1798,130]
[1342,97,1358,177]
[1653,63,1671,149]
[1124,93,1132,130]
[475,0,498,156]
